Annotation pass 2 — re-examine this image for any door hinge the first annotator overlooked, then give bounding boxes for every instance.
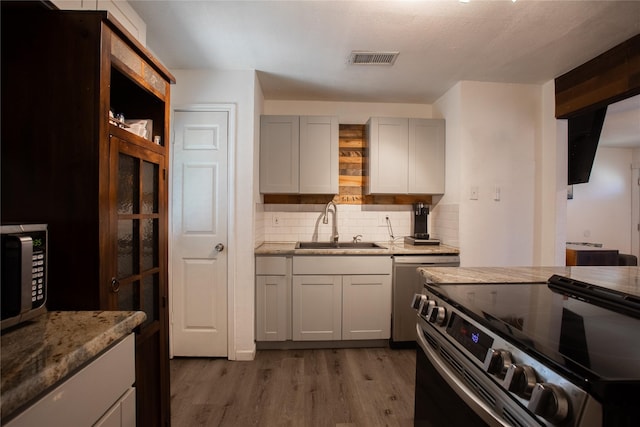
[162,295,167,308]
[163,169,167,180]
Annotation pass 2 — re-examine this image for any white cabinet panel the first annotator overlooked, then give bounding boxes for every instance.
[342,275,392,340]
[409,118,445,194]
[260,115,338,194]
[256,275,291,341]
[6,334,135,427]
[293,255,392,275]
[292,275,342,340]
[260,115,300,193]
[256,256,291,341]
[94,387,136,427]
[367,117,408,194]
[367,117,445,195]
[299,116,339,194]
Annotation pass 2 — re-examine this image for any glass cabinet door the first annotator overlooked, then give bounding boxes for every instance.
[110,135,166,329]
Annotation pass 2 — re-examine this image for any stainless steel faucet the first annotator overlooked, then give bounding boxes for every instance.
[322,200,339,243]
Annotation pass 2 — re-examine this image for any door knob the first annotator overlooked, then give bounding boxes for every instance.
[215,243,225,252]
[110,277,120,293]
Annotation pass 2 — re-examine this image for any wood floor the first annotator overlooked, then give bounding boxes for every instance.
[170,347,417,427]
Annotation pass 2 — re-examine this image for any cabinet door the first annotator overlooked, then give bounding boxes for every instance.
[292,275,342,340]
[260,115,299,193]
[299,116,339,194]
[342,275,391,340]
[94,387,136,427]
[408,119,445,194]
[256,275,291,341]
[367,117,409,194]
[109,135,169,427]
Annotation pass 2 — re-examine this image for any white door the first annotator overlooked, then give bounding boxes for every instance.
[171,109,228,357]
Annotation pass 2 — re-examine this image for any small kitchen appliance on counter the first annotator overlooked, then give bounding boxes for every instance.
[412,267,640,426]
[1,224,48,331]
[404,202,439,246]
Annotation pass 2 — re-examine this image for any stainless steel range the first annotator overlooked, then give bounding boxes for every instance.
[412,268,640,427]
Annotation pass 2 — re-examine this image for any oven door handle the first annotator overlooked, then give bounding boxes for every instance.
[416,324,510,427]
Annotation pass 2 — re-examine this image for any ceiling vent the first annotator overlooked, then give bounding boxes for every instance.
[348,51,399,65]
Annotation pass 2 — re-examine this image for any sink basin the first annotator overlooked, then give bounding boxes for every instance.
[295,241,385,250]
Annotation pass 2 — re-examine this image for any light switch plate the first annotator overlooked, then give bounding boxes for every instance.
[470,186,479,200]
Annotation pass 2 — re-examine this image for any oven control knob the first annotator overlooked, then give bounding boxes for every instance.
[427,306,447,326]
[411,294,425,310]
[528,383,570,423]
[503,364,537,398]
[419,299,435,318]
[483,348,512,378]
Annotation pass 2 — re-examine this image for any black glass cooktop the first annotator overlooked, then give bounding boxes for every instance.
[427,281,640,386]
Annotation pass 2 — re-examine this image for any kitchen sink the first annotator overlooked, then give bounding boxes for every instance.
[295,241,385,250]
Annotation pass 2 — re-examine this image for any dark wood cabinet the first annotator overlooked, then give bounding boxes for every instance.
[566,245,619,266]
[1,4,175,426]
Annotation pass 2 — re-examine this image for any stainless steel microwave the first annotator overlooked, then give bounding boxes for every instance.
[1,224,48,330]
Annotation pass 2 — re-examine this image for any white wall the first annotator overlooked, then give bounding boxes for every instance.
[434,81,549,267]
[535,80,568,266]
[171,69,258,360]
[566,146,635,253]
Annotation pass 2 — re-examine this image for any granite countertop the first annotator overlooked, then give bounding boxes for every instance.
[418,266,640,297]
[1,310,146,421]
[418,266,572,283]
[255,241,460,256]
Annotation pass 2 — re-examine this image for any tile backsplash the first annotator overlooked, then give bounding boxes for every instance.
[255,202,460,248]
[256,203,415,244]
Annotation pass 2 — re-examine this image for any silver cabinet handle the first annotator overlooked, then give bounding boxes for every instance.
[215,243,225,252]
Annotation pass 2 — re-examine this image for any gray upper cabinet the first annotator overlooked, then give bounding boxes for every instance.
[260,115,300,193]
[408,118,445,194]
[260,115,338,194]
[366,117,445,195]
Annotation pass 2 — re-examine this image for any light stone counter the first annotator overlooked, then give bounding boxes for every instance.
[255,241,460,256]
[1,310,146,421]
[418,266,572,284]
[418,266,640,297]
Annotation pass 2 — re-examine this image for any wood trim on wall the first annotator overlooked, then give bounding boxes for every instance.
[555,33,640,118]
[263,124,432,205]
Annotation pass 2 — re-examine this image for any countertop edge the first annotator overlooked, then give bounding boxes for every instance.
[255,241,460,256]
[1,310,146,421]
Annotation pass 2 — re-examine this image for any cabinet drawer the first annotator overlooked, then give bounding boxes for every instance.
[256,256,291,275]
[293,256,392,275]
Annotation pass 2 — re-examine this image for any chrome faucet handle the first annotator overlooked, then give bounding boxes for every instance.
[353,234,362,243]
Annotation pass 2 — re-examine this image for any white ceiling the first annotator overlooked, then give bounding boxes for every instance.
[128,0,640,147]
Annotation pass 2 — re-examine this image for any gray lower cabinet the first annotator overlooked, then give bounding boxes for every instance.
[255,256,292,341]
[256,255,392,343]
[6,334,135,427]
[292,256,392,341]
[292,275,343,340]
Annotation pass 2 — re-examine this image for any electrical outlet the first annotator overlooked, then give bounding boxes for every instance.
[272,215,281,226]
